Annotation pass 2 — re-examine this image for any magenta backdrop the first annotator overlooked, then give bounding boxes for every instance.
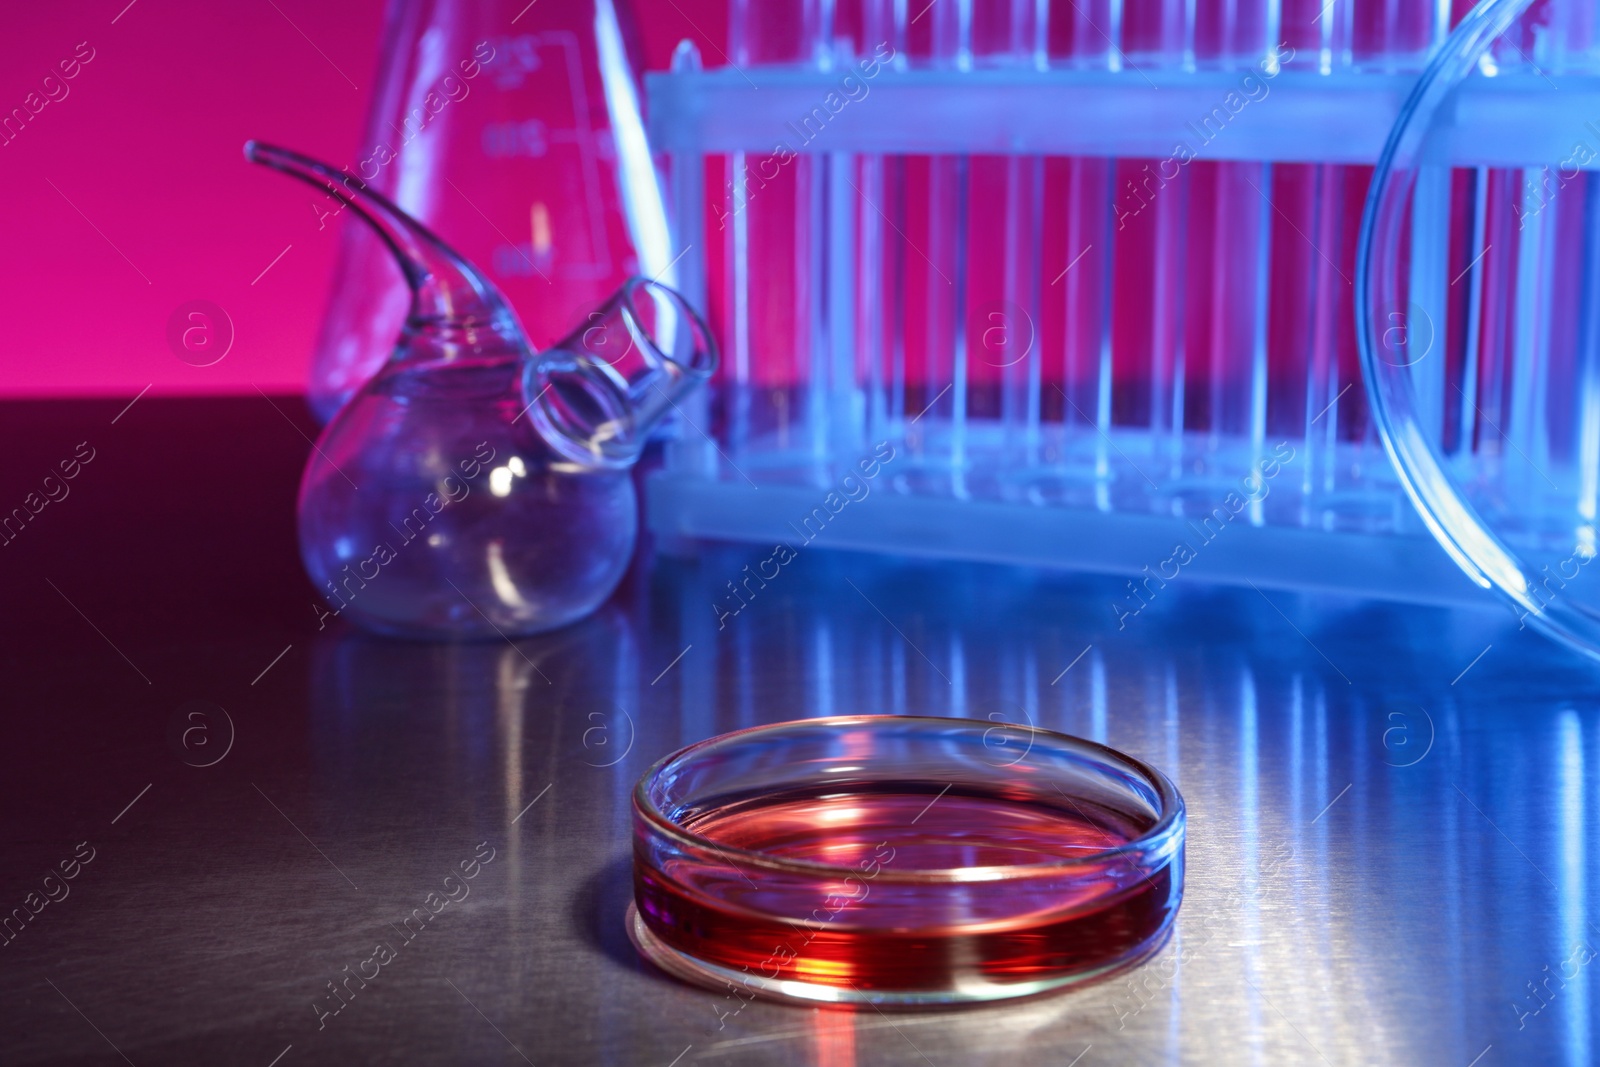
[0,0,724,397]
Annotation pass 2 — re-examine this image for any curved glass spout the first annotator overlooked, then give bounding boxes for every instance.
[244,140,520,337]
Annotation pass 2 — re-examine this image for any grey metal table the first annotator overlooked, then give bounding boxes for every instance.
[0,397,1595,1066]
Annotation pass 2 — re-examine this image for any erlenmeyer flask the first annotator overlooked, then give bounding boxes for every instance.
[247,143,714,640]
[308,0,670,422]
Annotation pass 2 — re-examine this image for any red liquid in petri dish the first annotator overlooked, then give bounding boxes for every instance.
[635,781,1178,995]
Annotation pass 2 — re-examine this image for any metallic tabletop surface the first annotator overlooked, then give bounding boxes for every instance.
[1,397,1596,1067]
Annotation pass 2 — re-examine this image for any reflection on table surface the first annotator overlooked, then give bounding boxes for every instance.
[0,397,1596,1066]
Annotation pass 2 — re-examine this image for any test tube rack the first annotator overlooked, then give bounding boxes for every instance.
[644,1,1596,608]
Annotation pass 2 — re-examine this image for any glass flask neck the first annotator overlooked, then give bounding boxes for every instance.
[526,278,718,469]
[244,141,524,345]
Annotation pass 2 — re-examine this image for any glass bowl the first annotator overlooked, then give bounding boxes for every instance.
[629,715,1185,1007]
[1358,0,1600,658]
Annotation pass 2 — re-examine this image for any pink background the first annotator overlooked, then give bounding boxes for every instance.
[0,0,724,397]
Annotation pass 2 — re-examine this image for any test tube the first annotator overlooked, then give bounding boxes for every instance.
[859,0,909,452]
[1402,0,1464,454]
[1575,180,1600,538]
[1283,0,1448,528]
[1114,0,1192,486]
[807,2,872,467]
[902,0,973,490]
[1552,3,1600,532]
[1445,165,1487,463]
[1188,0,1275,512]
[1359,0,1451,522]
[1276,0,1351,506]
[1468,7,1544,508]
[972,1,1049,473]
[1502,22,1559,515]
[1049,0,1118,494]
[864,0,915,454]
[1267,0,1323,462]
[726,0,830,463]
[960,0,1049,476]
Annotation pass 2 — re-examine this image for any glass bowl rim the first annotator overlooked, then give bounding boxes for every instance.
[631,714,1186,885]
[1353,0,1600,655]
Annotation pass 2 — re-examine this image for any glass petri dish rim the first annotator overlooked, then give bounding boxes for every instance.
[623,901,1181,1007]
[631,713,1186,886]
[1354,0,1600,656]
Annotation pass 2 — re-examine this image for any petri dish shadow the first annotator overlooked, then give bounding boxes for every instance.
[572,854,662,977]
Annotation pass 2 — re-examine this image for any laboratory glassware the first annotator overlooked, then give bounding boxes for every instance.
[247,142,715,640]
[647,0,1504,607]
[631,715,1185,1005]
[1359,0,1600,658]
[307,0,671,422]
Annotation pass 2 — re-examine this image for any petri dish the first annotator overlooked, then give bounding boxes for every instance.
[1358,0,1600,658]
[629,715,1185,1006]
